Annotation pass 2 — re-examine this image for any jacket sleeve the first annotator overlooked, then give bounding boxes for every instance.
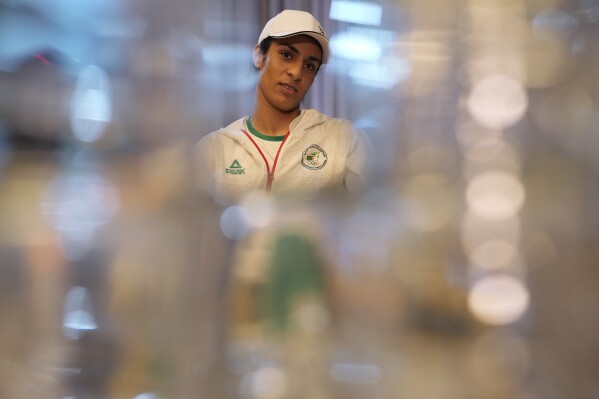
[193,134,216,197]
[344,124,374,194]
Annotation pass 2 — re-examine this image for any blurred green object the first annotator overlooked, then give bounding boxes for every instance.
[262,231,326,332]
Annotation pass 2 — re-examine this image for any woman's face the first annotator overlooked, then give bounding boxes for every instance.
[253,35,323,115]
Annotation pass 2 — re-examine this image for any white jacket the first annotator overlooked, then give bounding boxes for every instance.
[194,109,370,204]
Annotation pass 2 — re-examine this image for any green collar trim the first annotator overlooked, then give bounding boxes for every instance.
[246,118,286,142]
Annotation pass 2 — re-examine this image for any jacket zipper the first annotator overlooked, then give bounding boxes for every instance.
[242,130,290,192]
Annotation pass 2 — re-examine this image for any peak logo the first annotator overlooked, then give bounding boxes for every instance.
[226,159,246,174]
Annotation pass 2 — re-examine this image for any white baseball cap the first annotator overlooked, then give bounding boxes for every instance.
[258,10,330,64]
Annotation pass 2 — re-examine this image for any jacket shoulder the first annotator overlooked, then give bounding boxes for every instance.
[322,116,361,142]
[196,117,246,146]
[301,109,355,133]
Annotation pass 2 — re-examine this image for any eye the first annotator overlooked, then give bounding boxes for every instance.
[306,61,321,73]
[281,51,292,59]
[305,62,316,71]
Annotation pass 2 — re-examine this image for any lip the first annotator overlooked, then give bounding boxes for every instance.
[278,82,298,94]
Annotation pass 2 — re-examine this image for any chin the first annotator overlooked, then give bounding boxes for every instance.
[282,107,301,114]
[275,103,301,113]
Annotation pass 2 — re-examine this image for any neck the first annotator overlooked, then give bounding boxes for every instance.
[251,99,300,136]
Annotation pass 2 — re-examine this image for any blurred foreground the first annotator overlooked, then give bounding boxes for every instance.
[1,0,599,398]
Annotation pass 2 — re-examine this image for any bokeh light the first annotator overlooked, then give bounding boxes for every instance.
[62,286,97,340]
[329,30,383,62]
[241,365,289,399]
[70,65,113,143]
[348,58,409,89]
[330,0,383,26]
[41,170,120,260]
[220,205,251,240]
[466,171,525,221]
[468,274,529,325]
[467,75,528,130]
[239,190,276,228]
[133,393,160,399]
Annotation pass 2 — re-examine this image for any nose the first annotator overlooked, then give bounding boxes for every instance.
[287,61,302,81]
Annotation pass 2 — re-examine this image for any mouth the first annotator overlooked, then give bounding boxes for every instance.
[278,83,298,93]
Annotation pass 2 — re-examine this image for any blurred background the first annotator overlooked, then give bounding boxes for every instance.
[1,0,599,398]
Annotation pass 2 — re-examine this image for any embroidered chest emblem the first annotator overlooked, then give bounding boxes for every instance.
[301,145,328,170]
[226,159,246,174]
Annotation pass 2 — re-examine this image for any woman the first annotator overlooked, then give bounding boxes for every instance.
[195,10,371,204]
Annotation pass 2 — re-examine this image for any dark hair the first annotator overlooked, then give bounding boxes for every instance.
[259,37,275,55]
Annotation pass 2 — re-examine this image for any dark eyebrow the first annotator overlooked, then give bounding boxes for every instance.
[279,43,322,65]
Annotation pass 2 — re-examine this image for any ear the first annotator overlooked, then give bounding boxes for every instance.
[252,45,264,69]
